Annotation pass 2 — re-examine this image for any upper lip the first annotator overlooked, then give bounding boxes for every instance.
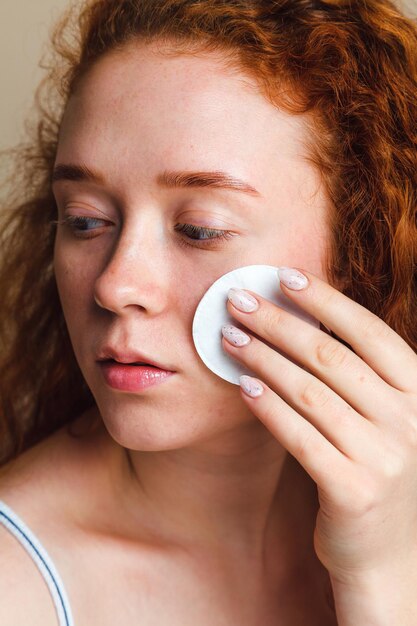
[97,346,175,371]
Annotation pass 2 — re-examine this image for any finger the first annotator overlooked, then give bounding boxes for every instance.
[237,374,352,492]
[226,295,398,427]
[222,333,384,464]
[276,268,417,394]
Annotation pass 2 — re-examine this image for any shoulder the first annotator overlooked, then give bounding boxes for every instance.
[0,407,104,624]
[0,406,103,510]
[0,523,59,625]
[0,406,108,551]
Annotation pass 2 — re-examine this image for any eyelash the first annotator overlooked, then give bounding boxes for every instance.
[52,216,236,246]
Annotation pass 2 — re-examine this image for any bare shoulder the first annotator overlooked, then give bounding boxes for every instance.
[0,405,104,551]
[0,406,104,510]
[0,407,106,625]
[0,524,59,626]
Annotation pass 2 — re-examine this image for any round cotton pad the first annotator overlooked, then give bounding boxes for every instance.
[192,264,320,385]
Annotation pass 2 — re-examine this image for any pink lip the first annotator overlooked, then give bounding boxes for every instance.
[99,361,175,392]
[97,346,173,371]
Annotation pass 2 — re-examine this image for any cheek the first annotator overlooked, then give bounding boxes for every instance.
[286,233,328,271]
[53,246,94,317]
[267,222,330,279]
[238,229,325,275]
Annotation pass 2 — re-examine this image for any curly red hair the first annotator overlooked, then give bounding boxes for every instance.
[0,0,416,465]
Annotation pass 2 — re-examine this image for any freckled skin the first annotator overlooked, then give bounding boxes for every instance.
[53,41,332,453]
[51,43,337,622]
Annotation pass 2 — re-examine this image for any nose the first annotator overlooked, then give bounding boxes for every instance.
[93,226,169,316]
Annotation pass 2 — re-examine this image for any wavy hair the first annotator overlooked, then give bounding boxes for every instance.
[0,0,416,465]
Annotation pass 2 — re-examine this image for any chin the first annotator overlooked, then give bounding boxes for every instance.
[92,388,254,452]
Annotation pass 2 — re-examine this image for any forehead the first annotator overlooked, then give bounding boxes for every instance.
[56,42,314,194]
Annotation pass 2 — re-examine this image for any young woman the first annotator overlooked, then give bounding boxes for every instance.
[0,0,416,624]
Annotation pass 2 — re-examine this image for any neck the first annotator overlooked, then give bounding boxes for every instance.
[85,410,320,567]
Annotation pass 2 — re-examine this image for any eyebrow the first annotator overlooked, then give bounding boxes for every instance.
[51,163,261,197]
[52,164,104,185]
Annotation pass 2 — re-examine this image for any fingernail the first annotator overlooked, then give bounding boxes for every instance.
[222,325,251,347]
[239,375,264,397]
[228,288,259,312]
[277,267,309,290]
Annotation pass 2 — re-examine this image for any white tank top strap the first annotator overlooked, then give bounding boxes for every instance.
[0,499,74,626]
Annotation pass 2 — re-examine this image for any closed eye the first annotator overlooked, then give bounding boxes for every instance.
[174,223,235,243]
[51,216,237,245]
[51,215,110,239]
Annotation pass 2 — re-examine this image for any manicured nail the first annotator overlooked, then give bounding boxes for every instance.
[228,288,259,312]
[239,375,264,397]
[278,267,309,290]
[222,325,251,346]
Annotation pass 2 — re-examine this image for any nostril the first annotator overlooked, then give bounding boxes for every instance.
[94,293,105,308]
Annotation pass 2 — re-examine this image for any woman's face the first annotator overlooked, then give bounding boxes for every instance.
[53,42,332,451]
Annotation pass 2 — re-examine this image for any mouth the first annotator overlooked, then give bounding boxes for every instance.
[100,359,159,368]
[96,346,176,371]
[98,358,176,392]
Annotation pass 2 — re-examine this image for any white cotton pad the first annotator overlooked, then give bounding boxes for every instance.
[192,264,320,384]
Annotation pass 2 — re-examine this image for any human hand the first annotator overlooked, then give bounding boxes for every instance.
[221,267,417,585]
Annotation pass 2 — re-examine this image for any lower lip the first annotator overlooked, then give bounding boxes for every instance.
[99,362,175,392]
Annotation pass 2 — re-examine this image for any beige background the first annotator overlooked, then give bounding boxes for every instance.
[0,0,416,153]
[0,0,69,152]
